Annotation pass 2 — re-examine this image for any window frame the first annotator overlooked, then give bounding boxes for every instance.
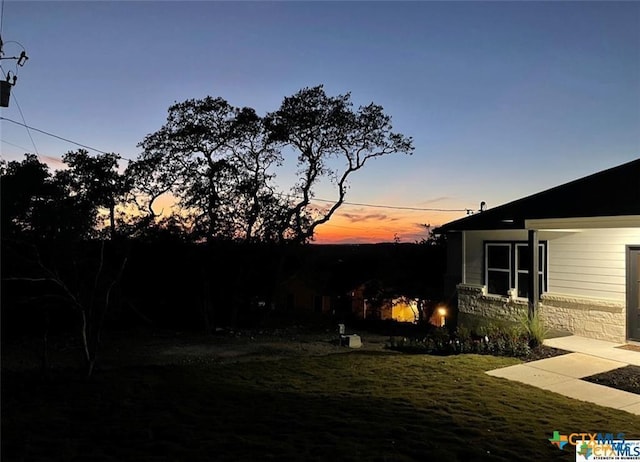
[483,240,547,298]
[484,242,512,296]
[515,242,546,299]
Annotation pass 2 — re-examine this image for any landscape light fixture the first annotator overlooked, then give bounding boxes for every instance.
[437,307,447,327]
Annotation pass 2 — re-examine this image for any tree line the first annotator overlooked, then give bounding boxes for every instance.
[2,85,413,244]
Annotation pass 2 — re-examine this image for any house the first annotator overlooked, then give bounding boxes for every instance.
[274,243,445,322]
[349,282,420,322]
[435,158,640,343]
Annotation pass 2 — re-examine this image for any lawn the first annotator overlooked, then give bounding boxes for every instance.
[3,349,639,461]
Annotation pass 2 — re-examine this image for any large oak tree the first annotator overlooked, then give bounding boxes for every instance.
[131,85,414,243]
[266,85,414,243]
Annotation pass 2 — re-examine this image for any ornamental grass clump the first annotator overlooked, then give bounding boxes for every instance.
[520,310,549,348]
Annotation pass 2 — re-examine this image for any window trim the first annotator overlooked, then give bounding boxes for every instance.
[484,242,512,296]
[515,242,546,299]
[484,240,547,298]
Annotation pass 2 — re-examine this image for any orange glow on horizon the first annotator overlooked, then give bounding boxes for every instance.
[76,177,466,244]
[313,208,464,244]
[34,153,466,244]
[146,194,466,244]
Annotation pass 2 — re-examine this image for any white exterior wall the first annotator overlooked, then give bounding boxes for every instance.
[544,228,640,301]
[545,228,640,302]
[457,223,640,343]
[540,226,640,342]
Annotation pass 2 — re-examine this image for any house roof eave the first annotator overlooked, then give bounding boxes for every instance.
[435,158,640,234]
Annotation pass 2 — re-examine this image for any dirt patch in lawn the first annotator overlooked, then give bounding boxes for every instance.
[120,329,394,366]
[1,327,396,372]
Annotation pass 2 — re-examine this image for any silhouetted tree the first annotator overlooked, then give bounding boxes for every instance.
[226,108,285,242]
[3,240,128,376]
[0,154,94,240]
[1,154,50,238]
[132,98,255,242]
[131,86,414,244]
[265,85,414,243]
[126,87,413,326]
[58,150,131,240]
[418,224,447,246]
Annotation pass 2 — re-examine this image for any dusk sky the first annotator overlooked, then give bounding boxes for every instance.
[1,1,638,244]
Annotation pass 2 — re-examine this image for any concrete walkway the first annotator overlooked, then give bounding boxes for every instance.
[486,335,640,416]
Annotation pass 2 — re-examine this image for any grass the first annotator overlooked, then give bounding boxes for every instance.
[3,351,640,462]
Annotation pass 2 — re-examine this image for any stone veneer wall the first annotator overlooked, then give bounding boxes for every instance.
[457,284,528,323]
[539,294,625,343]
[457,284,626,343]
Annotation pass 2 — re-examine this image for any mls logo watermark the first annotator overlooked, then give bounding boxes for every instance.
[549,431,640,461]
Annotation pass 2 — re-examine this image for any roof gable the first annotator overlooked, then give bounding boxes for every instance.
[436,158,640,232]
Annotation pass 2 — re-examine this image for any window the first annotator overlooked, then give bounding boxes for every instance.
[484,241,546,298]
[486,243,511,296]
[515,243,546,299]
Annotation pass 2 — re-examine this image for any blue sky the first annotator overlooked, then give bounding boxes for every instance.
[1,1,638,243]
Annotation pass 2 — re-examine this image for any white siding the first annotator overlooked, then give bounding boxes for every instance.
[463,227,640,302]
[544,228,640,301]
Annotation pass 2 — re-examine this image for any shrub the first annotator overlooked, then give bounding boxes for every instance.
[520,310,549,348]
[387,322,532,358]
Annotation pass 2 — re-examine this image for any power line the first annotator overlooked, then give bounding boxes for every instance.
[0,65,40,155]
[0,115,473,214]
[9,91,38,156]
[0,116,124,157]
[275,190,470,212]
[1,138,31,152]
[310,196,469,212]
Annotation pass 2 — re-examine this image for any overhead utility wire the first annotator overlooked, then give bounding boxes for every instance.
[1,138,31,152]
[0,116,128,157]
[1,115,473,214]
[1,85,40,156]
[310,196,469,212]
